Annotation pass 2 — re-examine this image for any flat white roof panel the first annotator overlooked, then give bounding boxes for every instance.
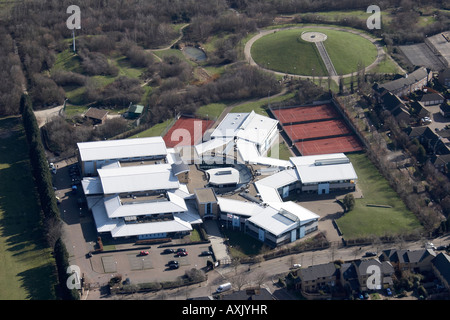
[217,197,264,217]
[290,154,357,184]
[110,217,192,238]
[78,137,167,162]
[98,164,179,194]
[207,168,240,185]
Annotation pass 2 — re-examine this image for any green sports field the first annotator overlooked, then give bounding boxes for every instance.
[251,27,378,76]
[336,153,422,240]
[0,117,57,299]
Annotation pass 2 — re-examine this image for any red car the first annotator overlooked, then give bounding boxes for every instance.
[139,251,149,256]
[176,251,188,257]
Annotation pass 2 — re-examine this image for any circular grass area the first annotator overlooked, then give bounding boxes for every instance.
[251,27,378,76]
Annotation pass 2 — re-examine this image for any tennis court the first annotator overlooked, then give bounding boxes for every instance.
[163,116,214,148]
[295,135,363,156]
[284,119,352,141]
[272,104,340,124]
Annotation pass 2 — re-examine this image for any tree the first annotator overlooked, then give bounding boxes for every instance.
[343,194,355,212]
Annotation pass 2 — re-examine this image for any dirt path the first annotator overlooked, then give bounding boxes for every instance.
[34,104,64,128]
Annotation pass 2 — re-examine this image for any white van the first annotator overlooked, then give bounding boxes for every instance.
[216,282,232,293]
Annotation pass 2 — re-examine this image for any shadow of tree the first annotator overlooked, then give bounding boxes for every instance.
[17,263,58,300]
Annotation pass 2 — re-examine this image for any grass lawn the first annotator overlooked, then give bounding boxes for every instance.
[221,228,269,259]
[196,103,227,121]
[336,153,422,240]
[128,119,174,139]
[251,27,377,76]
[251,28,327,76]
[231,91,296,116]
[0,117,57,299]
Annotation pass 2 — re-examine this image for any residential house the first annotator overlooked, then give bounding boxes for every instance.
[431,252,450,291]
[431,154,450,173]
[353,258,394,291]
[404,126,450,155]
[440,102,450,118]
[438,68,450,87]
[420,92,445,106]
[84,107,108,125]
[377,67,432,97]
[340,262,360,294]
[409,101,430,119]
[375,90,411,125]
[297,262,338,293]
[379,249,436,273]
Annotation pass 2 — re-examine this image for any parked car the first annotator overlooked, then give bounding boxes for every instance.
[168,260,179,265]
[200,251,213,256]
[216,283,232,293]
[168,263,179,269]
[176,251,188,257]
[162,249,175,254]
[176,248,186,253]
[364,251,377,257]
[291,264,302,269]
[139,251,149,256]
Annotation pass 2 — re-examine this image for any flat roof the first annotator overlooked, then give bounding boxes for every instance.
[77,137,167,162]
[103,192,188,219]
[248,201,319,236]
[98,164,179,194]
[195,188,217,203]
[290,153,357,184]
[207,167,240,185]
[211,111,278,146]
[217,197,264,217]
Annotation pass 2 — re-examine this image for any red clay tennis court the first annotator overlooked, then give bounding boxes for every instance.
[272,104,340,124]
[163,117,214,148]
[295,135,363,156]
[284,120,352,141]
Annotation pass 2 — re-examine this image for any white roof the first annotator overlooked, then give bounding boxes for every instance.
[235,111,278,146]
[81,177,103,195]
[237,139,260,163]
[211,111,278,146]
[77,137,167,162]
[248,201,319,236]
[254,169,299,203]
[210,113,248,139]
[290,153,357,184]
[194,137,233,155]
[217,197,265,217]
[98,164,179,194]
[103,193,188,219]
[268,201,320,224]
[207,167,240,185]
[236,138,290,167]
[110,217,193,238]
